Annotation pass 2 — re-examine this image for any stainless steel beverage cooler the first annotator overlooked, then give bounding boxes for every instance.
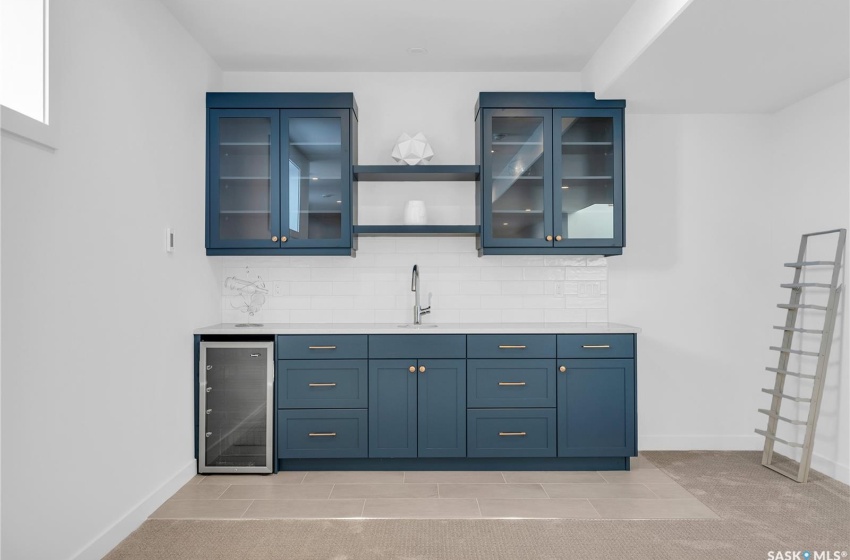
[199,341,274,473]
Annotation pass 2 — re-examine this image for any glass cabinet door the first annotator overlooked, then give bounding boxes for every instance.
[482,108,553,247]
[280,109,351,248]
[552,109,623,247]
[208,110,281,248]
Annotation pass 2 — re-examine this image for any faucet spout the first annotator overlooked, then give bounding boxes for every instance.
[411,264,430,325]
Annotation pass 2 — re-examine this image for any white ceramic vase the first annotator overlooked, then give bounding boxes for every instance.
[403,200,427,225]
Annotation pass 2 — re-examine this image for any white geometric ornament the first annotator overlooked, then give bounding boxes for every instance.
[391,132,434,165]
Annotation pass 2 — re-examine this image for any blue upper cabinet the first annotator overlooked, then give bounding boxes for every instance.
[207,93,358,256]
[476,93,625,256]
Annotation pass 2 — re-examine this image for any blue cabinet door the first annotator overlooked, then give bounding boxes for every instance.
[481,108,554,249]
[557,359,635,457]
[552,108,624,249]
[369,359,417,458]
[417,359,466,458]
[208,109,281,249]
[280,109,352,249]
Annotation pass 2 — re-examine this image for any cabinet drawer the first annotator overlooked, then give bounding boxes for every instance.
[277,409,367,458]
[369,335,465,359]
[557,334,634,359]
[467,359,556,408]
[467,409,556,457]
[277,335,367,360]
[467,335,556,359]
[278,360,367,409]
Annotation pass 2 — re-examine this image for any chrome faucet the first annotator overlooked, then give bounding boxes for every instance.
[411,264,431,325]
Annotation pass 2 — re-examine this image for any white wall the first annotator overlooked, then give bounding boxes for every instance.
[609,82,849,483]
[0,1,222,558]
[767,79,849,482]
[609,113,775,450]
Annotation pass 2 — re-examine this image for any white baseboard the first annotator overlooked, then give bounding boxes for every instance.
[640,435,849,484]
[70,460,196,560]
[640,435,763,450]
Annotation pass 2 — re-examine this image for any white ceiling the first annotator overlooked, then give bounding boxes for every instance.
[159,0,637,72]
[599,0,850,113]
[161,0,849,113]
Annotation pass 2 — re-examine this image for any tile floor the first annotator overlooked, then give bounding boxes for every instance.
[151,456,719,520]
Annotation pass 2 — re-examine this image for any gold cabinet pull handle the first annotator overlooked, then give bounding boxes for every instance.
[281,236,288,243]
[555,235,562,241]
[498,382,526,386]
[546,235,553,241]
[409,366,416,373]
[308,432,336,437]
[308,383,337,387]
[499,432,527,437]
[272,236,279,242]
[582,344,611,349]
[308,345,337,350]
[498,345,527,349]
[559,366,566,373]
[419,365,426,373]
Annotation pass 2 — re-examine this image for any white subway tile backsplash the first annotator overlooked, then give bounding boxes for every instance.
[433,308,460,324]
[310,296,356,310]
[495,296,526,309]
[522,296,566,309]
[333,309,374,323]
[436,295,482,310]
[586,309,609,322]
[522,267,566,281]
[290,309,332,323]
[483,267,524,280]
[544,256,587,267]
[460,281,502,295]
[290,281,333,296]
[219,250,608,324]
[459,309,502,323]
[501,281,545,295]
[374,309,409,324]
[544,308,589,323]
[564,268,608,281]
[501,256,545,267]
[501,308,545,323]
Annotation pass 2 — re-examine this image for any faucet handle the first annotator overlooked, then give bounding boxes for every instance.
[420,306,431,315]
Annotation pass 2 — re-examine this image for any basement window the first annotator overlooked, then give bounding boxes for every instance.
[1,0,53,149]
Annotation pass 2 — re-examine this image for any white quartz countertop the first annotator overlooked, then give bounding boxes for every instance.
[193,322,641,335]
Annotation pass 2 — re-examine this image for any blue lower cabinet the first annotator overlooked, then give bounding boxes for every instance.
[278,359,367,409]
[278,409,368,458]
[557,359,635,457]
[418,359,466,458]
[467,409,557,458]
[467,359,556,408]
[368,359,466,458]
[369,360,417,457]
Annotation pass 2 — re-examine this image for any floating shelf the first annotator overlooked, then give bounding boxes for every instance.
[353,225,480,236]
[353,165,480,182]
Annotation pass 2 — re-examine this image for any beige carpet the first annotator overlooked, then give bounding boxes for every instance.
[105,452,850,559]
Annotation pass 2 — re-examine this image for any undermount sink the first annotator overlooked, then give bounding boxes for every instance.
[398,324,439,329]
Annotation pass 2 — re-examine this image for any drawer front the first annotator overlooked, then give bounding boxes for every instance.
[557,334,634,359]
[467,409,556,458]
[467,359,556,408]
[467,335,556,359]
[277,335,367,360]
[278,360,367,409]
[278,409,367,458]
[368,335,466,359]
